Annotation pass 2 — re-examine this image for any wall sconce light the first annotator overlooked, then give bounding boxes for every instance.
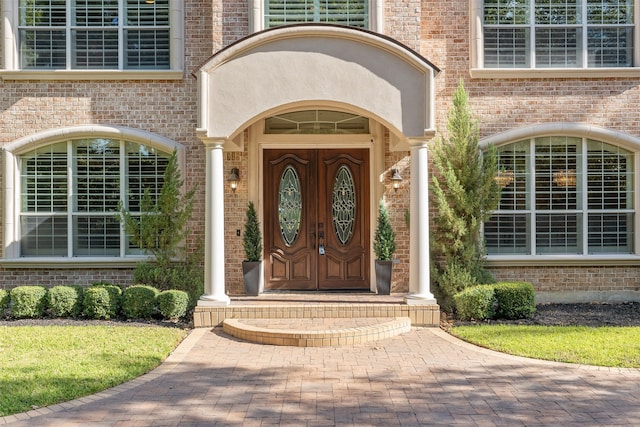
[390,168,403,191]
[228,168,240,192]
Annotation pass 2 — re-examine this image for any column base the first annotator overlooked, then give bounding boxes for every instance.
[404,293,437,306]
[198,294,231,307]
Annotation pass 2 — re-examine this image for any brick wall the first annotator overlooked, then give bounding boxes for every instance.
[1,1,639,300]
[0,269,135,290]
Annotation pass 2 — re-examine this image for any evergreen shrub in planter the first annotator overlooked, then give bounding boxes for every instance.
[373,200,396,295]
[242,201,263,296]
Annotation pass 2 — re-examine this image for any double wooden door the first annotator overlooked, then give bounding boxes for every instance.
[264,149,370,290]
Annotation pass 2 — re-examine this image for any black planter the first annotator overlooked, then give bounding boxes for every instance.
[375,260,394,295]
[242,261,262,296]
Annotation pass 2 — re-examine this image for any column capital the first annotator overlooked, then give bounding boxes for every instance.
[407,131,436,147]
[196,130,228,148]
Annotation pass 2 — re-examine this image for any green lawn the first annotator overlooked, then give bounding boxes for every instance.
[0,325,187,417]
[452,325,640,368]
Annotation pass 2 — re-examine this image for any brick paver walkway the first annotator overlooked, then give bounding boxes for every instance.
[2,327,640,426]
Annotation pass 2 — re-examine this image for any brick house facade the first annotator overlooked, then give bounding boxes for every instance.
[1,0,640,304]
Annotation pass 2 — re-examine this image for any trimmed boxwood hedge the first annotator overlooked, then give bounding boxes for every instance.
[453,285,496,321]
[493,282,536,320]
[0,289,9,316]
[123,285,159,319]
[11,286,48,319]
[48,285,84,318]
[156,290,189,321]
[454,282,536,321]
[4,282,189,322]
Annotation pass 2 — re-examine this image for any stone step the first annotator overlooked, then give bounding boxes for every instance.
[222,317,412,347]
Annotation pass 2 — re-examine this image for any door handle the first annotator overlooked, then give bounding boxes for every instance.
[318,223,325,255]
[311,223,316,249]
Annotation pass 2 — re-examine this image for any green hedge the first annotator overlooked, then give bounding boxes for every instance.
[83,287,113,319]
[48,285,84,318]
[4,282,189,321]
[11,286,48,319]
[454,282,536,321]
[156,290,189,321]
[453,285,496,321]
[123,285,159,319]
[90,283,123,318]
[493,282,536,320]
[0,289,9,316]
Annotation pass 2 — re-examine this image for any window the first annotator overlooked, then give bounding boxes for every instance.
[17,0,170,70]
[264,0,369,28]
[485,136,635,255]
[265,110,370,134]
[20,139,169,257]
[481,0,634,69]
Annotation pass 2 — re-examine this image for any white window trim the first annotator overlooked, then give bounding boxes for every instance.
[2,125,185,267]
[470,0,640,78]
[0,0,184,80]
[249,0,384,34]
[481,123,640,266]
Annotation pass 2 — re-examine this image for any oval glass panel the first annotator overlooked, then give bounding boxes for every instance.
[278,165,302,246]
[332,165,356,245]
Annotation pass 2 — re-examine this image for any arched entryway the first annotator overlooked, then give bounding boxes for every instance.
[194,24,440,305]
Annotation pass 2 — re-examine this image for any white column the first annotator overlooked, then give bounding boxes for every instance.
[405,139,437,305]
[199,142,230,306]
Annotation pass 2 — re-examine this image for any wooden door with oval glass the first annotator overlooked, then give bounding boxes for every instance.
[264,149,370,290]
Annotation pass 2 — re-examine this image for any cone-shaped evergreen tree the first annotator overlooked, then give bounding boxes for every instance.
[243,201,263,262]
[120,149,196,269]
[373,200,396,261]
[431,80,501,311]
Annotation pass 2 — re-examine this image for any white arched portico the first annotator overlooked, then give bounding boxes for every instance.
[195,24,439,305]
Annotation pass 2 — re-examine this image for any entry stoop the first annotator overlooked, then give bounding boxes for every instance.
[223,317,412,347]
[193,293,440,331]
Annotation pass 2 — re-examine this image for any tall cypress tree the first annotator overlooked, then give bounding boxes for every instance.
[430,80,501,311]
[120,149,196,269]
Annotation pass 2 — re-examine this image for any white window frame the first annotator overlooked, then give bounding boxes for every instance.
[1,0,184,80]
[482,123,640,266]
[2,125,184,267]
[249,0,384,33]
[470,0,640,78]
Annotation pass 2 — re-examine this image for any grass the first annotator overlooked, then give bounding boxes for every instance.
[452,325,640,368]
[0,325,187,417]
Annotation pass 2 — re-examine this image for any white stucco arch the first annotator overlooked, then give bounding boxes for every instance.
[194,24,440,144]
[479,122,640,152]
[195,25,440,305]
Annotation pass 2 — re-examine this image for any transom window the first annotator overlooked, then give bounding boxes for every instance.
[265,110,370,134]
[18,0,170,70]
[20,139,169,257]
[485,136,635,255]
[264,0,369,28]
[483,0,634,68]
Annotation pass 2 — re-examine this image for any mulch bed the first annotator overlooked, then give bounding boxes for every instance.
[2,303,639,329]
[445,302,640,328]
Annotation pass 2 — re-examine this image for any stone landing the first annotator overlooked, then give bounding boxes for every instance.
[193,293,440,329]
[222,317,412,347]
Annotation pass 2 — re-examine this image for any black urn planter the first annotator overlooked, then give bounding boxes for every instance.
[242,261,262,296]
[375,260,394,295]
